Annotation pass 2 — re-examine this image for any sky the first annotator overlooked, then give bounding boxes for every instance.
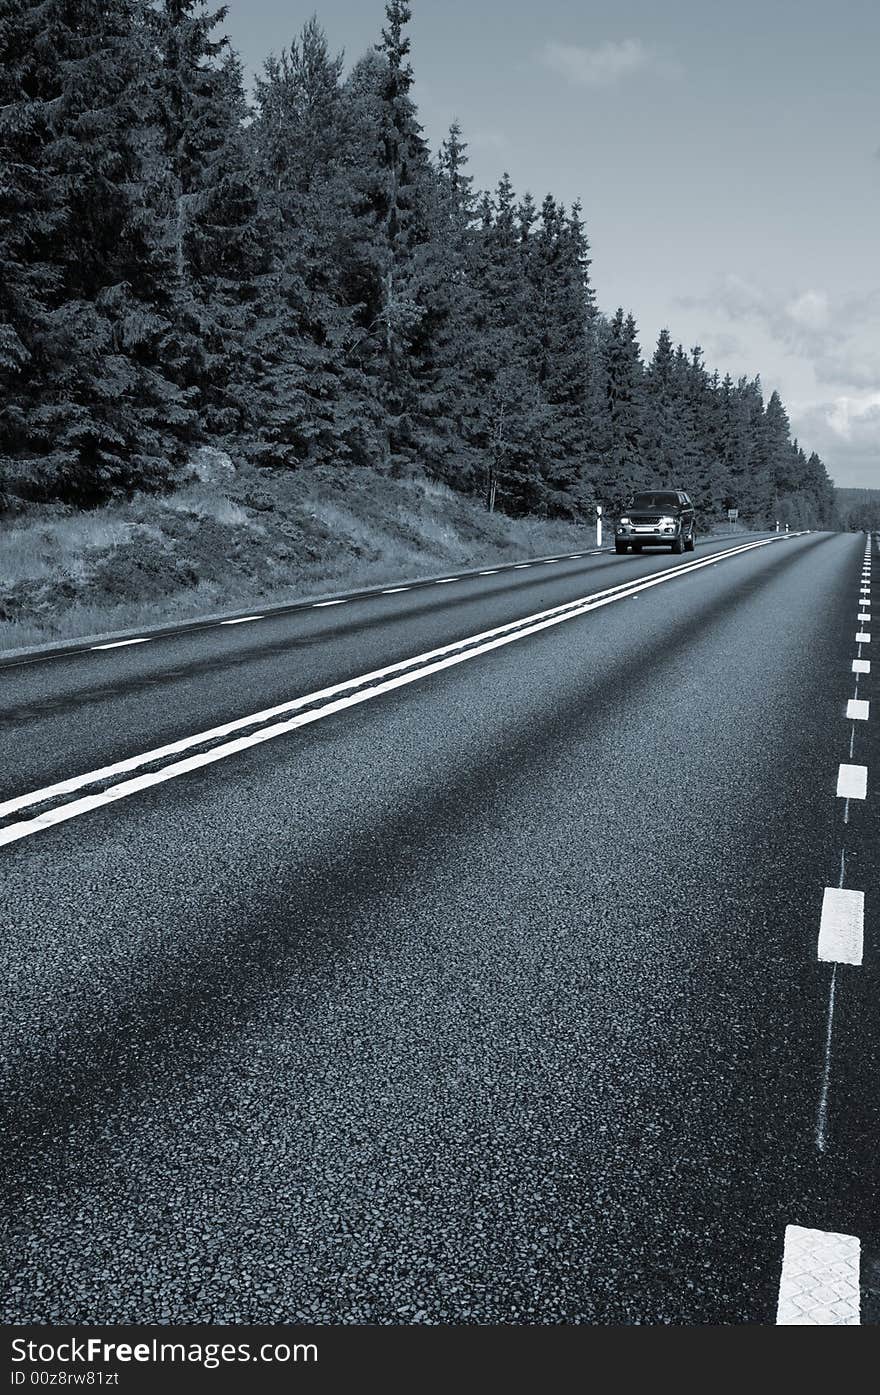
[221,0,880,489]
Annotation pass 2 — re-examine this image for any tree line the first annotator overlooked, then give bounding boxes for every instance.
[0,0,837,527]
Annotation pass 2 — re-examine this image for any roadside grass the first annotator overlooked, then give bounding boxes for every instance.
[0,465,763,656]
[0,467,599,654]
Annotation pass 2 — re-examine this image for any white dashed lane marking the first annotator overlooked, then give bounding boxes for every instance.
[91,638,151,650]
[776,1226,860,1324]
[434,578,457,585]
[847,699,869,720]
[313,600,347,608]
[853,659,871,674]
[856,631,871,644]
[220,616,262,625]
[381,587,410,594]
[836,763,867,799]
[818,887,864,965]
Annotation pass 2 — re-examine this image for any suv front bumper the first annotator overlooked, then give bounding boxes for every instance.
[616,526,679,542]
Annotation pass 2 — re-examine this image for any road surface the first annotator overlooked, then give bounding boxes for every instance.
[1,531,877,1323]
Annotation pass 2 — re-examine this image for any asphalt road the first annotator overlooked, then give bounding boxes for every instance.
[1,530,877,1324]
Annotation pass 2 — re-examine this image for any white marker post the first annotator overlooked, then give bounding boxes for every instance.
[596,504,602,548]
[776,520,780,532]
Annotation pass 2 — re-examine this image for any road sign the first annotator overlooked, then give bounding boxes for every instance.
[727,508,739,522]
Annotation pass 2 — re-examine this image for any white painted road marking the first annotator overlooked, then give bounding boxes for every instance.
[818,887,864,965]
[0,536,793,843]
[858,613,871,622]
[776,1226,860,1324]
[847,699,869,720]
[434,578,457,585]
[91,638,151,650]
[856,631,871,644]
[313,600,347,607]
[381,587,410,594]
[853,659,871,674]
[836,764,867,799]
[220,616,262,625]
[478,570,498,576]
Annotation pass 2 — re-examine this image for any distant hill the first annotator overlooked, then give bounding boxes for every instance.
[835,487,880,530]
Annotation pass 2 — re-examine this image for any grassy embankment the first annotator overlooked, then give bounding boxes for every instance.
[0,465,607,655]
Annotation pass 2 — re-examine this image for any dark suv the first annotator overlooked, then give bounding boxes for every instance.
[614,490,696,555]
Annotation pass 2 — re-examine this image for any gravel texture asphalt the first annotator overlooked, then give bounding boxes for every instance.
[1,530,878,1324]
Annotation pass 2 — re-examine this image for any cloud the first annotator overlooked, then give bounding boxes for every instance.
[679,276,880,359]
[676,275,880,484]
[792,396,880,487]
[786,289,830,331]
[541,38,677,88]
[825,394,880,441]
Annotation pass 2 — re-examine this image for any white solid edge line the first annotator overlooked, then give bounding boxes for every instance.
[0,536,781,831]
[836,763,867,799]
[91,637,151,650]
[219,616,262,625]
[818,887,864,965]
[847,699,869,720]
[777,1225,860,1324]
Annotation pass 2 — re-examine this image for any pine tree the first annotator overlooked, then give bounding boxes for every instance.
[523,198,596,514]
[469,175,545,513]
[248,19,379,466]
[643,328,685,488]
[147,1,266,444]
[599,308,648,509]
[407,121,484,489]
[1,0,192,505]
[366,0,432,469]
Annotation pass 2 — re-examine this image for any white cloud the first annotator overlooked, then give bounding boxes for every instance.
[824,394,880,441]
[786,289,830,331]
[541,38,676,88]
[675,276,880,485]
[792,396,880,487]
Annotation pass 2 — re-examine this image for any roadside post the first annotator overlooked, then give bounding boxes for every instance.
[596,504,603,548]
[727,507,739,532]
[785,523,790,532]
[776,520,780,532]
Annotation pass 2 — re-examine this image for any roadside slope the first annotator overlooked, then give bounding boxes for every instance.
[0,467,598,652]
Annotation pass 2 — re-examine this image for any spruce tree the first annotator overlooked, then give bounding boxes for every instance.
[643,328,686,488]
[599,308,648,509]
[249,19,378,466]
[1,0,192,505]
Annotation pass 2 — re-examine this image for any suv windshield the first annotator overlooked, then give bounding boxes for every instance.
[626,493,681,509]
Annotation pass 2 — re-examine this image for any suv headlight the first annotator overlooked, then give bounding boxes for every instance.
[619,516,631,524]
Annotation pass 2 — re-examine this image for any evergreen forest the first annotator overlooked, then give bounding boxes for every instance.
[0,1,839,528]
